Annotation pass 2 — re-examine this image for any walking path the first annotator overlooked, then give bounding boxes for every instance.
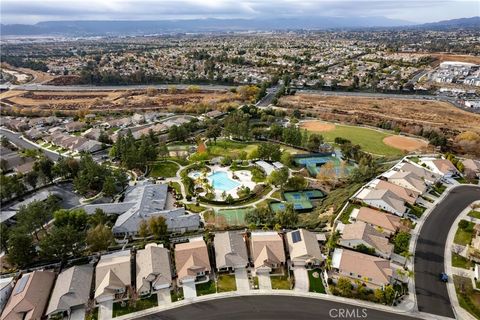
[444,201,480,320]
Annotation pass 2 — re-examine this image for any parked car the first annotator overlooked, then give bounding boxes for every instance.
[440,272,448,282]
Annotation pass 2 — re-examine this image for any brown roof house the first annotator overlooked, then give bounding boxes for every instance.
[356,189,406,217]
[387,171,427,194]
[174,237,211,285]
[214,231,249,272]
[397,162,441,185]
[46,265,93,318]
[1,270,56,320]
[330,248,394,290]
[250,231,286,275]
[463,159,480,177]
[94,250,131,303]
[339,221,394,259]
[423,159,459,178]
[350,207,401,236]
[374,179,420,205]
[286,229,323,268]
[136,243,172,296]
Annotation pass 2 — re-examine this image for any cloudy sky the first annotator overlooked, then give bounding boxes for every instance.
[1,0,478,24]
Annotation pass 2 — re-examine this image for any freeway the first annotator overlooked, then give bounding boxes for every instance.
[0,128,60,161]
[4,83,235,92]
[415,185,480,318]
[138,296,420,320]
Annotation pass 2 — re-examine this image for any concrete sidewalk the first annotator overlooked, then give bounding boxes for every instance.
[444,201,480,320]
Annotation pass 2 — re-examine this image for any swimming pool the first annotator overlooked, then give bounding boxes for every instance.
[208,171,240,191]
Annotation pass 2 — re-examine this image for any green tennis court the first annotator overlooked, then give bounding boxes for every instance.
[216,208,253,226]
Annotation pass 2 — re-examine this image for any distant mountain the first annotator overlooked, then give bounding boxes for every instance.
[0,16,413,36]
[0,16,477,37]
[415,16,480,30]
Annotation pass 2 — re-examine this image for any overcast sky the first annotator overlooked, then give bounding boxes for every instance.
[1,0,478,24]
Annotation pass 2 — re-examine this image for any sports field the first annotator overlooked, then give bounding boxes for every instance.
[216,207,253,226]
[300,120,404,156]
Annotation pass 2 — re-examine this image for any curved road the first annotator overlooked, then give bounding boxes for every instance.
[139,296,419,320]
[0,128,60,161]
[415,185,480,318]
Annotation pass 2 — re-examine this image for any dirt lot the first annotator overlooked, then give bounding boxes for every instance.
[280,94,480,136]
[430,53,480,65]
[383,135,428,152]
[1,64,54,84]
[0,89,243,114]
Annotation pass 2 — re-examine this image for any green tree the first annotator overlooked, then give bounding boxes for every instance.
[384,285,396,305]
[39,225,84,261]
[24,170,39,189]
[88,208,110,227]
[337,277,352,297]
[34,156,54,182]
[280,151,293,166]
[53,208,88,231]
[205,123,222,144]
[306,133,324,151]
[268,167,289,189]
[148,216,168,240]
[257,143,282,162]
[138,220,150,238]
[7,228,36,267]
[275,203,298,227]
[393,231,411,254]
[86,224,114,252]
[102,175,117,198]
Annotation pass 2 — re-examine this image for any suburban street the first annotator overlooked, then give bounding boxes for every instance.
[414,185,480,318]
[0,128,60,161]
[137,296,420,320]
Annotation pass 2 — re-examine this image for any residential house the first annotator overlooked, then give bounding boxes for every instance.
[46,265,93,318]
[84,183,200,236]
[286,229,323,268]
[0,278,14,314]
[5,119,29,132]
[397,162,441,185]
[65,121,85,133]
[387,171,427,194]
[174,238,211,285]
[373,179,420,205]
[214,231,249,272]
[462,159,480,178]
[357,189,406,216]
[423,159,459,178]
[350,207,401,236]
[0,270,56,320]
[339,222,393,259]
[330,248,394,290]
[94,251,131,303]
[250,231,286,274]
[136,243,172,296]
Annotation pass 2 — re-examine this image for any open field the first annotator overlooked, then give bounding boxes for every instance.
[0,88,243,114]
[280,94,480,136]
[300,120,405,156]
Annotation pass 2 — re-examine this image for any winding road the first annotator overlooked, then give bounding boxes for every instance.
[138,296,420,320]
[415,185,480,318]
[0,128,60,161]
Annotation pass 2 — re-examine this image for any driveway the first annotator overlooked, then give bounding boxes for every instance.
[183,281,198,299]
[234,268,250,292]
[69,307,86,320]
[257,272,272,290]
[98,300,113,320]
[293,267,309,292]
[415,185,480,318]
[156,288,172,306]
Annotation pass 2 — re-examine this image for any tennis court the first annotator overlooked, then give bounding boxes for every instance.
[216,207,253,226]
[270,190,326,213]
[294,154,352,177]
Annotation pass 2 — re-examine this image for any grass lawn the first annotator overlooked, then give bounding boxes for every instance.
[170,288,183,302]
[148,161,179,178]
[454,220,475,246]
[112,294,158,318]
[306,123,403,156]
[271,190,282,200]
[217,274,237,293]
[455,176,468,184]
[468,210,480,219]
[271,275,292,290]
[185,203,205,213]
[452,252,473,269]
[338,203,360,224]
[453,275,480,319]
[308,269,326,293]
[169,181,182,194]
[85,308,98,320]
[252,276,259,289]
[196,280,217,296]
[205,139,259,159]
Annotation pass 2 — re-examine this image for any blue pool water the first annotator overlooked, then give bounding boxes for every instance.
[208,171,240,191]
